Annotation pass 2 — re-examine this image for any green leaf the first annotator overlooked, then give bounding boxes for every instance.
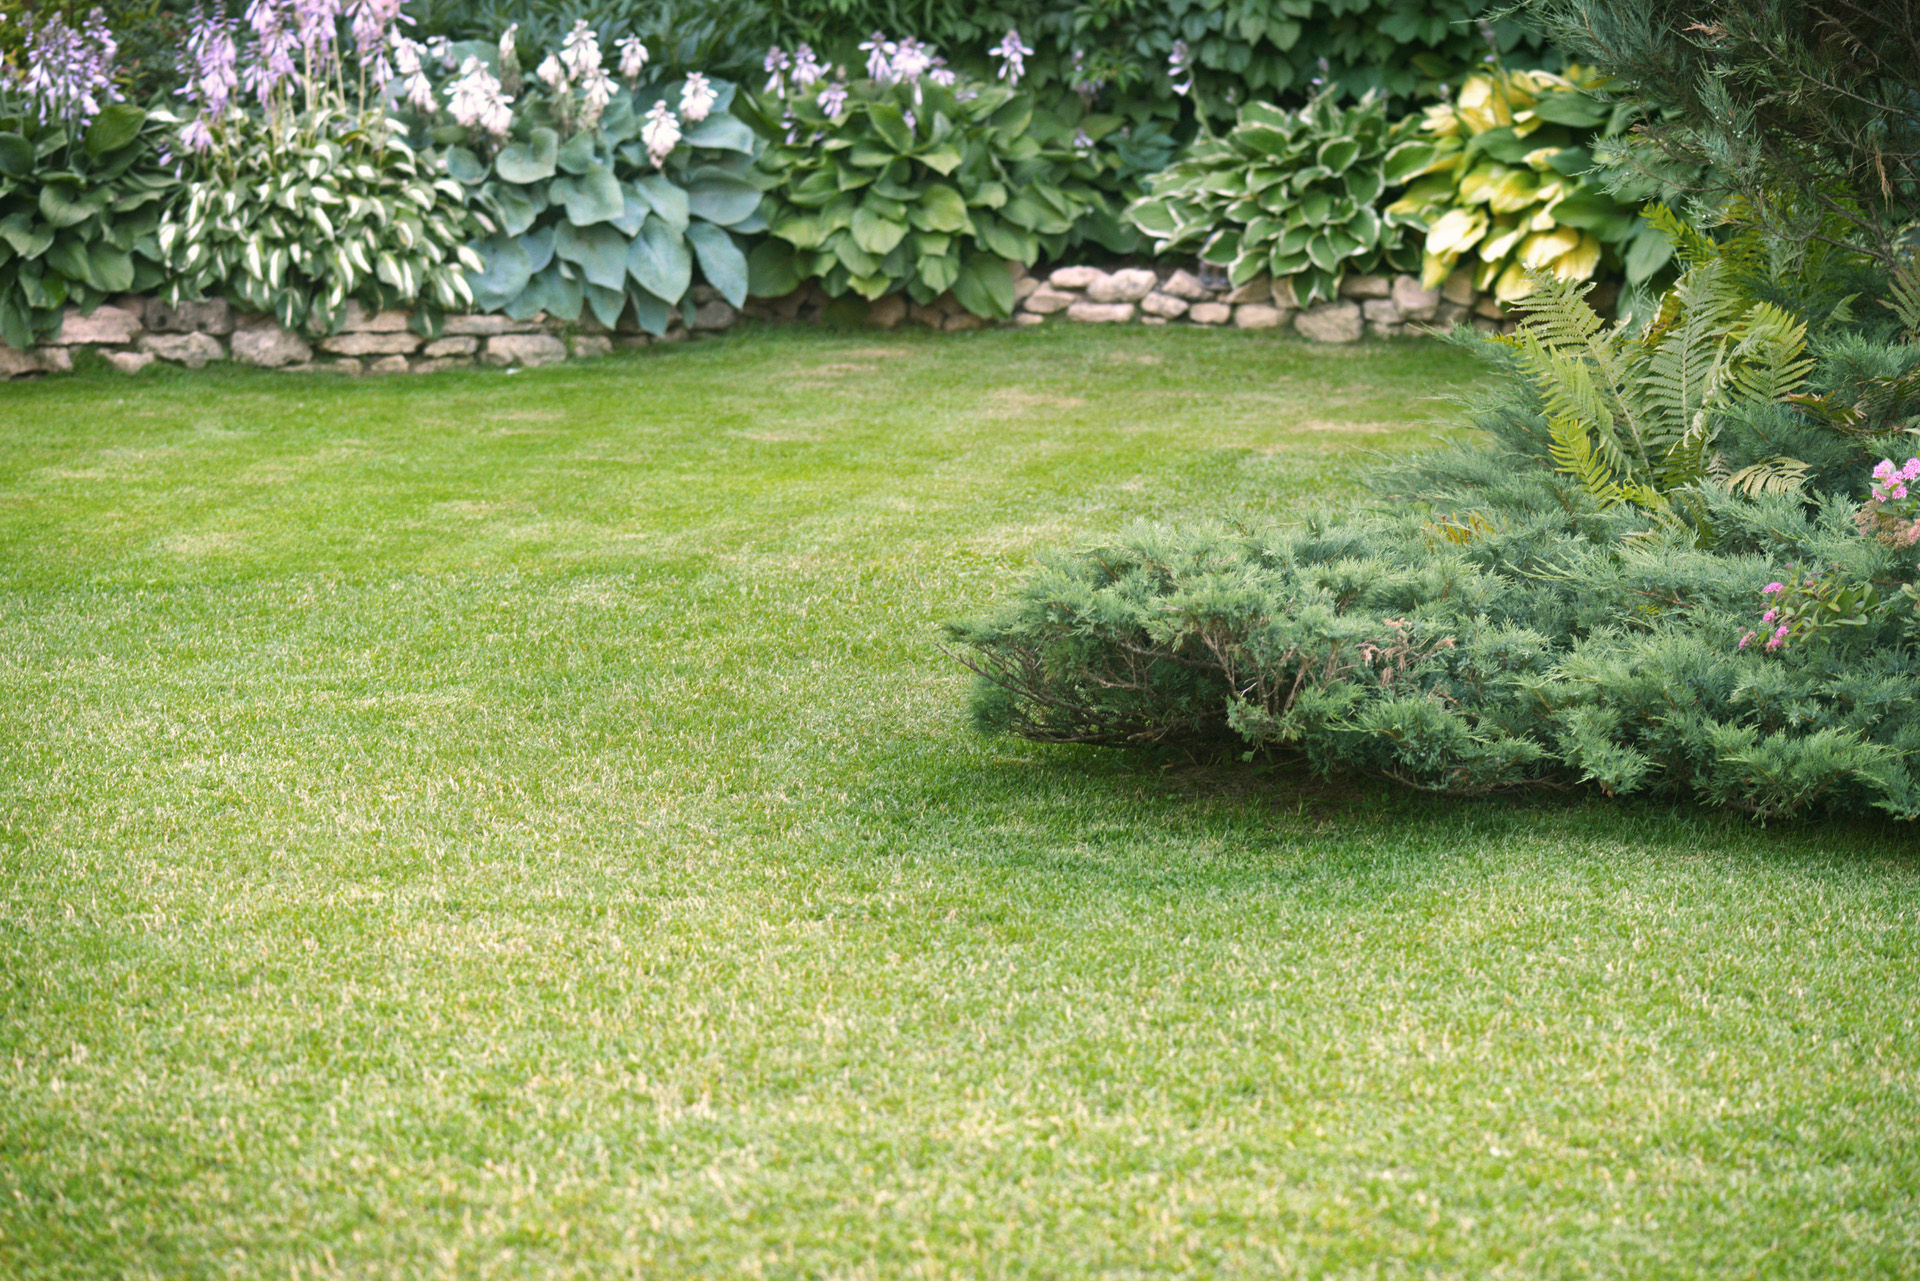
[468,232,533,311]
[1317,138,1360,173]
[850,205,907,257]
[635,174,689,232]
[627,214,692,302]
[686,220,748,307]
[85,244,134,292]
[0,212,52,259]
[746,239,800,298]
[38,183,95,230]
[910,184,970,234]
[681,115,756,153]
[552,164,624,225]
[685,172,761,226]
[554,221,630,291]
[950,252,1014,318]
[919,144,963,176]
[445,147,486,184]
[585,281,626,328]
[495,127,559,183]
[556,130,598,175]
[1529,92,1607,128]
[1624,227,1674,285]
[83,103,146,157]
[868,104,913,153]
[917,252,959,295]
[1382,140,1438,184]
[626,287,672,336]
[0,132,32,177]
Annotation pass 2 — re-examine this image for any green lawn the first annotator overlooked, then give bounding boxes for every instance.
[2,326,1916,1279]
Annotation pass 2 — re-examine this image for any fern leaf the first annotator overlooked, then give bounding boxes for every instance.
[1884,254,1920,343]
[1547,412,1627,507]
[1726,456,1813,497]
[1729,301,1814,404]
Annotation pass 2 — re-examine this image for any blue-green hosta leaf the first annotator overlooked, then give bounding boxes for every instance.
[745,239,800,299]
[635,174,689,232]
[680,114,756,154]
[554,221,630,292]
[685,171,761,227]
[1624,225,1674,285]
[771,212,825,250]
[849,204,907,257]
[552,164,624,225]
[444,146,486,185]
[685,220,748,307]
[467,232,532,311]
[556,130,598,176]
[610,188,647,237]
[521,224,556,272]
[584,281,625,328]
[495,127,558,183]
[626,286,672,336]
[950,252,1014,319]
[627,214,692,302]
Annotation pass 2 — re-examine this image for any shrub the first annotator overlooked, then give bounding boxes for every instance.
[739,35,1108,317]
[1382,67,1658,305]
[950,245,1920,822]
[0,10,176,346]
[421,26,763,332]
[1126,88,1431,306]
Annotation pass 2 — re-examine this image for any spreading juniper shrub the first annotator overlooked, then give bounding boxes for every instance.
[950,239,1920,821]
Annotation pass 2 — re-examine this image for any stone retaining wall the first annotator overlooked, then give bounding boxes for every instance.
[0,265,1617,378]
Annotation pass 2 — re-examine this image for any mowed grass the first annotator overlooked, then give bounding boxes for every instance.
[1,325,1916,1280]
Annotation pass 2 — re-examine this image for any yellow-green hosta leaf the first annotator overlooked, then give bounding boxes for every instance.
[1486,170,1541,215]
[1426,207,1489,257]
[1519,225,1582,270]
[1480,219,1528,263]
[1554,232,1603,281]
[1456,162,1509,206]
[1421,248,1459,290]
[1495,260,1535,303]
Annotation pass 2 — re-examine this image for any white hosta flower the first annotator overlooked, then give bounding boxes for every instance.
[642,98,681,165]
[859,31,893,83]
[579,66,616,128]
[425,34,452,69]
[391,32,422,76]
[536,51,565,91]
[902,108,915,132]
[889,37,932,83]
[679,71,715,122]
[617,34,649,84]
[559,19,601,81]
[448,55,513,137]
[499,23,518,67]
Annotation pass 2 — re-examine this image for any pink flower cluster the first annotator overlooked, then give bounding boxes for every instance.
[1856,457,1920,549]
[1872,457,1920,503]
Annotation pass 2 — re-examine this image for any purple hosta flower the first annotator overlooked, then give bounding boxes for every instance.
[642,99,681,165]
[859,32,894,84]
[890,37,933,83]
[901,108,915,131]
[817,80,848,119]
[680,71,716,123]
[179,115,218,152]
[292,0,341,67]
[763,45,790,95]
[179,7,239,123]
[447,55,513,136]
[243,0,299,106]
[1073,127,1093,152]
[990,29,1031,86]
[1168,39,1193,97]
[617,34,649,85]
[928,64,955,87]
[559,20,602,82]
[782,106,798,145]
[19,8,122,126]
[346,0,401,68]
[791,44,825,90]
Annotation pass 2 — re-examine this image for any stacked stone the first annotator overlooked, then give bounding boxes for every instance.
[740,283,989,331]
[0,289,748,379]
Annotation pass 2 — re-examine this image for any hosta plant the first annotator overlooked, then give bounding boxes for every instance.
[0,9,176,347]
[1383,68,1657,305]
[424,26,764,333]
[157,0,487,334]
[0,103,174,348]
[1126,88,1431,305]
[739,34,1107,318]
[160,106,485,334]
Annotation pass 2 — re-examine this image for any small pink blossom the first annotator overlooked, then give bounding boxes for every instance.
[1738,631,1754,649]
[1765,626,1788,651]
[1761,582,1784,595]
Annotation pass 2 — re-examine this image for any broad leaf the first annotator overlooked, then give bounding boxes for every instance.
[495,127,559,183]
[685,172,762,226]
[950,253,1014,318]
[552,164,624,225]
[849,205,907,257]
[910,184,969,234]
[686,220,748,306]
[468,232,533,311]
[84,103,146,157]
[635,174,689,232]
[746,239,801,298]
[627,214,692,302]
[555,220,630,291]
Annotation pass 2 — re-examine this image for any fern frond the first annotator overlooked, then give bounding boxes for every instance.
[1512,271,1656,470]
[1884,253,1920,343]
[1514,329,1638,482]
[1547,413,1627,508]
[1729,301,1814,404]
[1726,456,1813,497]
[1635,261,1743,464]
[1642,204,1717,270]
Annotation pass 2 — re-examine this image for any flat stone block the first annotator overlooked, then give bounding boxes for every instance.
[138,331,226,368]
[1161,269,1211,301]
[944,312,984,331]
[1362,299,1402,324]
[1234,304,1290,330]
[568,335,613,360]
[1295,301,1364,344]
[692,300,738,331]
[340,301,411,332]
[1021,287,1076,315]
[1442,273,1476,306]
[1368,321,1404,339]
[1340,273,1391,299]
[866,294,907,330]
[1066,300,1135,323]
[484,334,567,367]
[105,349,154,375]
[58,303,142,345]
[1141,292,1188,319]
[1224,275,1271,304]
[1013,313,1045,327]
[320,331,422,356]
[1012,276,1040,303]
[420,336,479,358]
[1049,265,1105,290]
[145,297,232,335]
[230,321,312,368]
[1087,268,1157,304]
[442,314,546,336]
[1188,302,1232,325]
[409,357,471,374]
